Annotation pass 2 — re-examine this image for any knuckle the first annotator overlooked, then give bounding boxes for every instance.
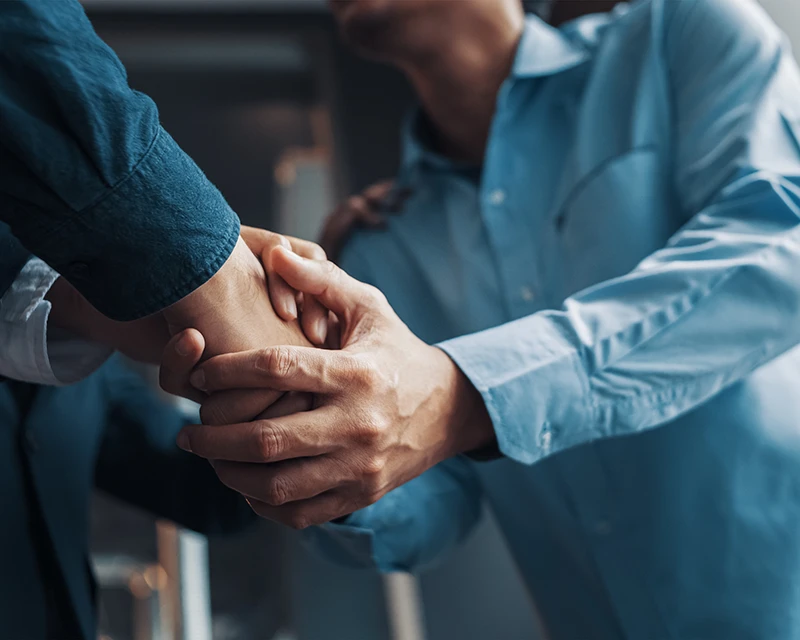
[256,422,284,462]
[266,475,292,507]
[358,413,389,446]
[350,195,367,210]
[288,511,312,531]
[258,346,296,378]
[364,285,388,308]
[321,259,340,279]
[271,233,289,249]
[307,243,327,261]
[362,456,386,481]
[354,358,388,395]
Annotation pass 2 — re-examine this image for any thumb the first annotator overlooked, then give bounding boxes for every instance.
[160,328,206,403]
[270,246,377,317]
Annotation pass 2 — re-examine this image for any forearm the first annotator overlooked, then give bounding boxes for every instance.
[162,238,312,357]
[441,172,800,466]
[0,0,239,321]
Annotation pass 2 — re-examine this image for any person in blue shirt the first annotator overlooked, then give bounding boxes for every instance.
[165,0,800,637]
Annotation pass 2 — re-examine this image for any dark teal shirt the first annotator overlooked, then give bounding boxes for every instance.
[0,0,240,321]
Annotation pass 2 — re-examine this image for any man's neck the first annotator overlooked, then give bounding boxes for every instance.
[399,15,525,165]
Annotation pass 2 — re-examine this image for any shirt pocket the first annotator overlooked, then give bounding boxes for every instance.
[552,146,676,298]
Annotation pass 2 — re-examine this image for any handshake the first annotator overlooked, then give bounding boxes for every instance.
[54,226,494,530]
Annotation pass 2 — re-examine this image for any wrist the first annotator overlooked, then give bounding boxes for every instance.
[46,276,105,340]
[163,237,264,328]
[433,347,495,457]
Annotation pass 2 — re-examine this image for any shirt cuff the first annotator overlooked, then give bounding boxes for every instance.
[438,312,597,465]
[304,521,383,571]
[0,258,112,385]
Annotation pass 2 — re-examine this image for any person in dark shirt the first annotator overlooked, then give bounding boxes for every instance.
[0,0,315,401]
[0,356,255,640]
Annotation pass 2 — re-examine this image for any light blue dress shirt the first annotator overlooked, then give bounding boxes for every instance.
[307,1,800,638]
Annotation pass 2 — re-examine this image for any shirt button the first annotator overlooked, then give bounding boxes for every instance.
[520,286,535,302]
[538,425,552,453]
[488,189,506,206]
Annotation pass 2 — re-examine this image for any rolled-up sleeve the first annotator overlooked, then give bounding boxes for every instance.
[0,0,239,321]
[439,0,800,465]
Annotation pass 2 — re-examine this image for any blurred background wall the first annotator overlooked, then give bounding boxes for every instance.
[79,2,800,640]
[761,0,800,49]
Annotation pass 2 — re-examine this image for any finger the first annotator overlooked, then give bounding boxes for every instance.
[213,456,349,506]
[288,236,327,262]
[264,234,327,328]
[160,329,206,403]
[257,391,314,419]
[323,311,342,350]
[240,227,298,321]
[298,292,329,346]
[264,236,298,321]
[362,180,394,205]
[192,345,350,394]
[200,388,286,425]
[348,195,388,228]
[284,234,330,346]
[176,407,340,463]
[271,246,385,318]
[247,490,356,529]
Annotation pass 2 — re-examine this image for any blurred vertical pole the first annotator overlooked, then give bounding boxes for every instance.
[156,522,180,640]
[178,529,213,640]
[383,573,426,640]
[157,515,213,640]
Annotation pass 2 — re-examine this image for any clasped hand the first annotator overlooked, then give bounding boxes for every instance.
[160,242,493,529]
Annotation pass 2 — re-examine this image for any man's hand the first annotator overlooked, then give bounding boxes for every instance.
[172,248,494,529]
[239,225,329,346]
[319,181,410,262]
[158,234,319,418]
[46,228,327,369]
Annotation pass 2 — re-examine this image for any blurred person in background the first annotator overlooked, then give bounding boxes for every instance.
[168,0,800,638]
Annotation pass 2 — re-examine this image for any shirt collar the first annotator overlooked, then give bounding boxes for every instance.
[512,14,590,78]
[399,15,594,172]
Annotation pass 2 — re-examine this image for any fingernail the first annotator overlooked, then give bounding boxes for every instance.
[176,431,192,452]
[285,297,298,320]
[190,370,206,391]
[314,318,328,345]
[175,333,191,356]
